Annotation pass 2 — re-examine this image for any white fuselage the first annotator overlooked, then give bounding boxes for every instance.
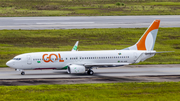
[6,50,155,70]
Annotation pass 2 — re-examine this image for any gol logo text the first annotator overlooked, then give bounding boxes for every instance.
[42,53,64,63]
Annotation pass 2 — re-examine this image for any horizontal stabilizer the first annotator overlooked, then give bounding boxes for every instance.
[134,51,174,63]
[144,51,174,54]
[153,51,174,53]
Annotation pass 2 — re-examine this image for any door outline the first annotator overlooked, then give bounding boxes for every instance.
[134,52,138,61]
[27,55,32,65]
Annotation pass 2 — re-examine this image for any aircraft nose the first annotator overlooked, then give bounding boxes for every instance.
[6,60,13,67]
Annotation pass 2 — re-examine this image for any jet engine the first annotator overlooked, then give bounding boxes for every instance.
[67,65,86,74]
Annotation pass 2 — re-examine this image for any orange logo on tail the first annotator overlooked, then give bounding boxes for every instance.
[136,20,160,50]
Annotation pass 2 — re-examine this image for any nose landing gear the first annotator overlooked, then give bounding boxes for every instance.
[21,71,25,75]
[15,69,25,75]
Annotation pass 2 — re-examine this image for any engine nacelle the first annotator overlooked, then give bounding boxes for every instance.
[67,65,86,74]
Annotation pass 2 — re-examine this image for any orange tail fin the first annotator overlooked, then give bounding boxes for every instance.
[123,20,160,51]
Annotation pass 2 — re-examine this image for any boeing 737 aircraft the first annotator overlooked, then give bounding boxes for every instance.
[7,20,163,75]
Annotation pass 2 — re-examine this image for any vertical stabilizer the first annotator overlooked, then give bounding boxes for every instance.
[123,20,160,51]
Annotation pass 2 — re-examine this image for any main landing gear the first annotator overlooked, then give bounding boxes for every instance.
[87,69,94,75]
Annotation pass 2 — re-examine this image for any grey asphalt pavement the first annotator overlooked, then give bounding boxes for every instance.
[0,64,180,79]
[1,64,180,85]
[0,15,180,30]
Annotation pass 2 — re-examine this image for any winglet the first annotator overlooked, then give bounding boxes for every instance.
[123,20,160,51]
[71,41,79,51]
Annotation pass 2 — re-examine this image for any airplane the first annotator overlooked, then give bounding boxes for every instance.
[6,19,165,75]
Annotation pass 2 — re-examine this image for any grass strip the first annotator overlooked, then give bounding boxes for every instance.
[0,27,180,67]
[0,0,180,16]
[1,82,180,100]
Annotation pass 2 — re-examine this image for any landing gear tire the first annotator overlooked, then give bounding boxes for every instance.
[21,71,25,75]
[87,70,94,75]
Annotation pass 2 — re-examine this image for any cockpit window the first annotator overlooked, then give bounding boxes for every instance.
[13,58,21,60]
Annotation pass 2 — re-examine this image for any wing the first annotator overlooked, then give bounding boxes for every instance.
[84,63,130,67]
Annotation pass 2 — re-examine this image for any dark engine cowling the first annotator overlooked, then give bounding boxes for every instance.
[67,65,86,74]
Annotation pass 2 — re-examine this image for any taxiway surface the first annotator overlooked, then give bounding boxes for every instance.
[0,64,180,85]
[1,64,180,79]
[0,15,180,30]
